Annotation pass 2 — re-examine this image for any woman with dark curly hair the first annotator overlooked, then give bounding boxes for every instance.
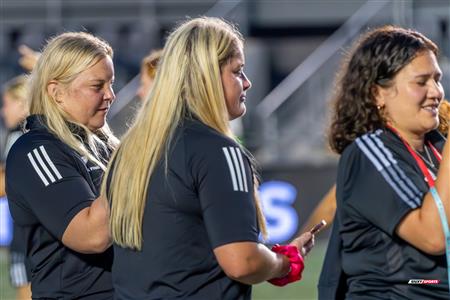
[319,25,449,299]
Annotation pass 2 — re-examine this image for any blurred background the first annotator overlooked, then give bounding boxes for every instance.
[0,0,449,299]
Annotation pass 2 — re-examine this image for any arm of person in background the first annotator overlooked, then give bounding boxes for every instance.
[18,45,40,72]
[300,184,336,233]
[0,165,5,197]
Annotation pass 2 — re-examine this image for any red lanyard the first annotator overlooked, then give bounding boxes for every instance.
[386,125,441,188]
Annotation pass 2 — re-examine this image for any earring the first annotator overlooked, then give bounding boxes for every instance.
[377,104,385,110]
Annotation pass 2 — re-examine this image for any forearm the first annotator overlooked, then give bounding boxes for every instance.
[62,196,111,253]
[300,185,336,233]
[214,242,290,285]
[422,134,450,227]
[410,135,450,254]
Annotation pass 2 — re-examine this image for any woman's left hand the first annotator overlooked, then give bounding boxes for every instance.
[290,232,314,257]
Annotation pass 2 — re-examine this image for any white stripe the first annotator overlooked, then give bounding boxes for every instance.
[39,145,62,180]
[235,148,248,192]
[18,263,26,285]
[368,134,422,204]
[10,261,27,286]
[356,137,419,208]
[229,147,244,191]
[370,130,422,196]
[363,135,418,201]
[222,147,238,191]
[27,153,49,186]
[33,149,56,183]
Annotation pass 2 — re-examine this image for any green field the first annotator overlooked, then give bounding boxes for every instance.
[0,241,327,300]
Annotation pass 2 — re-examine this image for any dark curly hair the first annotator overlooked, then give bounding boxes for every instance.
[329,25,438,154]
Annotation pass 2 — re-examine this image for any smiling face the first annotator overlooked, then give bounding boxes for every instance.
[56,56,115,130]
[220,47,252,120]
[376,50,444,141]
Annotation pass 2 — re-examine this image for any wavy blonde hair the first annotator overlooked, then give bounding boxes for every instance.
[29,32,118,169]
[104,17,266,250]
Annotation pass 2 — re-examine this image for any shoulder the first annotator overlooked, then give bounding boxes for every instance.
[427,129,446,151]
[342,129,407,169]
[179,120,243,158]
[8,129,60,157]
[183,120,240,147]
[6,129,72,176]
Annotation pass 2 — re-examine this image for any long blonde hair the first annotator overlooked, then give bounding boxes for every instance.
[105,17,266,250]
[29,32,118,169]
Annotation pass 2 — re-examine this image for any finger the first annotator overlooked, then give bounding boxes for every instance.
[290,231,313,249]
[18,44,34,55]
[301,235,315,256]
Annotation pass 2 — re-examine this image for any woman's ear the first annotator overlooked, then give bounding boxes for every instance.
[47,80,62,103]
[372,85,385,108]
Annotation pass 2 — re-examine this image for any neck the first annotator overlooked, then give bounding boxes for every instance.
[390,124,425,151]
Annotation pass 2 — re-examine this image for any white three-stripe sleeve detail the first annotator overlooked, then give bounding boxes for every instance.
[222,147,238,191]
[32,148,56,183]
[235,148,248,192]
[39,145,62,180]
[229,147,244,191]
[27,153,49,186]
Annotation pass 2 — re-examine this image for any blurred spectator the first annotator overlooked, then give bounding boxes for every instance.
[1,75,31,300]
[136,49,162,101]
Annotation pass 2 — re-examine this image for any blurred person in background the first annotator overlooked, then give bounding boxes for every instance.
[301,99,450,233]
[6,32,118,299]
[1,75,31,300]
[104,17,315,299]
[17,45,40,73]
[136,49,163,101]
[319,26,449,299]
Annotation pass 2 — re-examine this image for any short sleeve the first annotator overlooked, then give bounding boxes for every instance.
[339,134,426,235]
[6,141,96,240]
[192,141,259,248]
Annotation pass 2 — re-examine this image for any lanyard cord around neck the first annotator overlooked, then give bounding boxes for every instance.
[387,125,450,291]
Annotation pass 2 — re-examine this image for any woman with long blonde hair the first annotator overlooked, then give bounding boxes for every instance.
[6,32,117,298]
[104,17,314,299]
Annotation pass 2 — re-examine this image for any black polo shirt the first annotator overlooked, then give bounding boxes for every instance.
[109,119,259,300]
[6,115,113,299]
[336,128,448,299]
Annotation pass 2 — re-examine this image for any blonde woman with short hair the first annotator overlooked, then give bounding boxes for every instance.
[6,32,117,298]
[104,17,314,299]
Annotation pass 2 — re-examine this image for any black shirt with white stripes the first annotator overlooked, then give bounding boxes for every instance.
[6,115,113,299]
[335,128,448,299]
[108,118,259,300]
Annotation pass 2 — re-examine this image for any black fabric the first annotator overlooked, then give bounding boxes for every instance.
[320,128,448,300]
[318,215,347,300]
[5,115,113,299]
[109,119,259,300]
[4,128,31,286]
